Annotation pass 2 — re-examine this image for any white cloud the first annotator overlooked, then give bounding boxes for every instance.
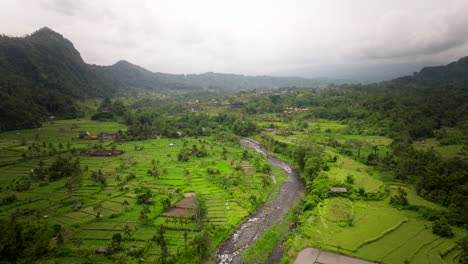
[1,0,467,76]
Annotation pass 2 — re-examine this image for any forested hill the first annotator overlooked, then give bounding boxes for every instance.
[0,27,335,132]
[391,56,468,86]
[96,60,333,91]
[0,27,115,97]
[1,27,333,94]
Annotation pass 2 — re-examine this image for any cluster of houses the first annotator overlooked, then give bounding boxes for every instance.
[76,131,125,156]
[89,150,125,156]
[283,107,308,114]
[207,99,244,107]
[101,105,114,112]
[77,132,116,140]
[238,89,290,99]
[80,149,125,156]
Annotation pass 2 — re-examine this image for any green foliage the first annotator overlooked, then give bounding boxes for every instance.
[190,229,212,263]
[135,187,153,205]
[232,120,258,136]
[0,218,55,262]
[99,98,112,110]
[390,187,409,206]
[90,170,106,186]
[389,139,467,218]
[152,225,170,264]
[345,174,354,184]
[111,233,122,249]
[457,236,468,264]
[193,195,207,229]
[112,99,126,116]
[91,111,114,121]
[241,221,289,264]
[30,156,81,181]
[139,206,151,225]
[432,217,454,238]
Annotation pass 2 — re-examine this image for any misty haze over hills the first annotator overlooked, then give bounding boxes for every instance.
[277,62,441,83]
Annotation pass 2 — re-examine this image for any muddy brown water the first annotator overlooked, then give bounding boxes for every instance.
[215,138,305,264]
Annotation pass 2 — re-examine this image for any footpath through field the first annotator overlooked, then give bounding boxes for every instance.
[215,138,305,264]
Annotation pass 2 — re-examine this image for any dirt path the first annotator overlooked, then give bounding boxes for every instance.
[215,138,305,264]
[294,248,378,264]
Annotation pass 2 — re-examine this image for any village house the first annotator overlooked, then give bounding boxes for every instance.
[77,132,91,139]
[95,246,109,255]
[101,105,114,112]
[330,187,348,193]
[98,132,116,140]
[283,107,308,114]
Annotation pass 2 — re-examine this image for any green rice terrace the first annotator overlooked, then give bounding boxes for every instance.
[0,106,466,264]
[255,119,467,264]
[0,119,287,263]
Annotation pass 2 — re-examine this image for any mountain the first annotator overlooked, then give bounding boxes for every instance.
[94,60,201,91]
[1,28,93,131]
[0,27,334,132]
[98,60,332,91]
[391,56,468,86]
[0,27,114,97]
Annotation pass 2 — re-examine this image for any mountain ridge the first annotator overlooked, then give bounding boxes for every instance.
[390,56,468,86]
[1,27,468,132]
[0,27,334,131]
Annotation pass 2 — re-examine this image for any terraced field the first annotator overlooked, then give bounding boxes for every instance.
[264,129,466,264]
[293,199,464,264]
[323,153,384,192]
[0,120,286,262]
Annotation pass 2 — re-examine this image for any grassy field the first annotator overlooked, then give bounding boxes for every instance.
[387,184,446,211]
[323,151,384,192]
[413,138,467,160]
[0,119,288,263]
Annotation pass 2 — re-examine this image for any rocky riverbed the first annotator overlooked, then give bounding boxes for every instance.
[215,138,305,264]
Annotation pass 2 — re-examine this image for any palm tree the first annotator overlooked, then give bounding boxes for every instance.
[192,195,207,230]
[152,225,169,264]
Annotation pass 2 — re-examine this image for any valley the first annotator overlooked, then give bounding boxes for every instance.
[0,26,467,264]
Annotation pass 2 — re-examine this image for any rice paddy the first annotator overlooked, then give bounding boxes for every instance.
[0,119,288,262]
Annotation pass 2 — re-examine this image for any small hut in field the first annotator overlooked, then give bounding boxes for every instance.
[330,187,348,193]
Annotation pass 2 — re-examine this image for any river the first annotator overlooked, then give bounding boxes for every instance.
[215,138,305,264]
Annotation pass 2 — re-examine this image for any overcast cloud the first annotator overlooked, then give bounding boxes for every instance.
[1,0,468,78]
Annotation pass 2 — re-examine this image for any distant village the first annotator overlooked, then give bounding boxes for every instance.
[77,132,124,156]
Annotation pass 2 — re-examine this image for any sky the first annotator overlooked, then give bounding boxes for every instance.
[1,0,468,80]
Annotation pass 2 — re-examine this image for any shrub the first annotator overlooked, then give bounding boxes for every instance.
[136,187,153,205]
[91,111,114,121]
[432,218,454,237]
[389,187,408,206]
[345,174,355,184]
